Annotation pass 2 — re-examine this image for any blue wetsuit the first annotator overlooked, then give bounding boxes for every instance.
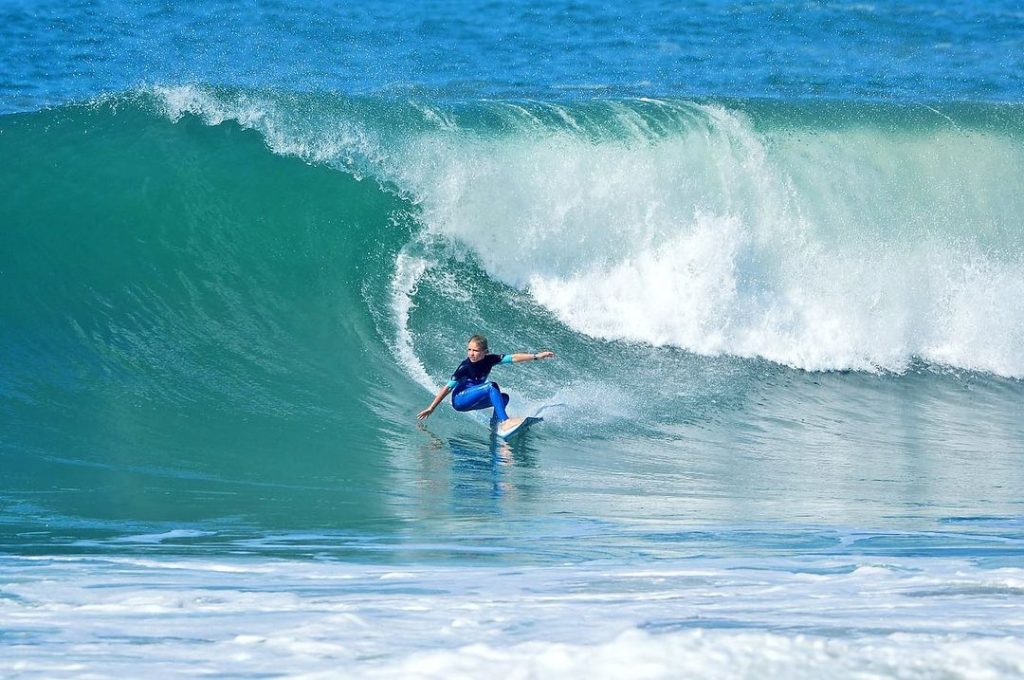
[448,353,513,421]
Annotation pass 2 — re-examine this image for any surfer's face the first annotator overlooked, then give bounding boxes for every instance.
[466,342,486,362]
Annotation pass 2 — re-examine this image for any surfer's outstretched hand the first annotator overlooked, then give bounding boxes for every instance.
[535,351,555,360]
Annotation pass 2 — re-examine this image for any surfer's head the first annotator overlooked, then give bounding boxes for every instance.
[467,335,488,362]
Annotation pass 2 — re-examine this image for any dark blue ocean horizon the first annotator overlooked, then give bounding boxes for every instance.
[3,0,1024,113]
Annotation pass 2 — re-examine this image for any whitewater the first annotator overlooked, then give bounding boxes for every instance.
[3,1,1024,678]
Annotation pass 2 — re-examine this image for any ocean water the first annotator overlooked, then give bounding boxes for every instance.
[2,1,1024,677]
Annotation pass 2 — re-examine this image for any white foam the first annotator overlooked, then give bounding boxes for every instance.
[147,84,383,171]
[387,101,1024,377]
[390,249,437,390]
[2,554,1023,678]
[359,630,1024,680]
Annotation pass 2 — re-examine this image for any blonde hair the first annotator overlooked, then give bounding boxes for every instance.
[468,334,488,351]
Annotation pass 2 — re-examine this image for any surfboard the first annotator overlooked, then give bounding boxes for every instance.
[496,415,543,440]
[490,403,564,440]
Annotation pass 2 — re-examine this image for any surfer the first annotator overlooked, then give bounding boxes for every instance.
[417,334,555,435]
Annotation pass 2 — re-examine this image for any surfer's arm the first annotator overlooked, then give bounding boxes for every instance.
[503,351,556,363]
[417,383,454,419]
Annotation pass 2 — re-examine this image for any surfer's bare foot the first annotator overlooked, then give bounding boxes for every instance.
[498,417,524,434]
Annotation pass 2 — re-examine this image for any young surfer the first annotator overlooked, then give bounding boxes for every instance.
[417,334,555,436]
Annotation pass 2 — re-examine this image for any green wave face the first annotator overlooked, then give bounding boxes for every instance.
[0,100,420,534]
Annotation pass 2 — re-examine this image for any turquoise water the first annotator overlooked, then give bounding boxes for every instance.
[2,2,1024,677]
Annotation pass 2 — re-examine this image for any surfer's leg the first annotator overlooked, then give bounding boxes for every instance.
[451,382,510,421]
[488,393,511,424]
[488,383,510,421]
[451,383,491,411]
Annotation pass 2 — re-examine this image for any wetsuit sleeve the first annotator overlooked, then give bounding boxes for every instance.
[448,361,468,390]
[499,354,513,364]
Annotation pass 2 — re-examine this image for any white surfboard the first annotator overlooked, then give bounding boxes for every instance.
[496,415,543,440]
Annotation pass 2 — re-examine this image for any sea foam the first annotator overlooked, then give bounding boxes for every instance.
[388,101,1024,377]
[3,554,1024,679]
